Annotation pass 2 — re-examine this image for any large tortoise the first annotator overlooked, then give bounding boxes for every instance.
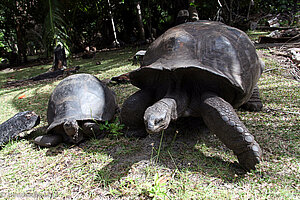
[34,73,118,147]
[121,21,264,171]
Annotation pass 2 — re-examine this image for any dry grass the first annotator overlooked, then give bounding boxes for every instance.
[0,46,299,199]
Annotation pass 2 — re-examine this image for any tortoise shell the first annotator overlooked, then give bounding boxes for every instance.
[129,21,264,107]
[47,73,118,133]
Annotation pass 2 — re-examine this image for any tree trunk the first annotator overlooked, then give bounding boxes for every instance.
[147,0,154,40]
[14,1,28,64]
[136,1,145,41]
[229,0,233,25]
[15,17,27,64]
[246,0,254,20]
[52,44,67,71]
[107,0,119,47]
[188,0,199,21]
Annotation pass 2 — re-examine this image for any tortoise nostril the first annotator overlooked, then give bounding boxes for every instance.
[154,118,163,125]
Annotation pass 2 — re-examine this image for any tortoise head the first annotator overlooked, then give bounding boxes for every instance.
[144,98,177,134]
[63,119,83,143]
[144,109,171,134]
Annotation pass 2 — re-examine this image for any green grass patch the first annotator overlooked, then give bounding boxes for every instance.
[246,30,269,42]
[0,46,299,199]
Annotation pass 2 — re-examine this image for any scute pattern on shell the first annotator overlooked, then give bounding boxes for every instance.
[47,73,117,133]
[130,21,264,108]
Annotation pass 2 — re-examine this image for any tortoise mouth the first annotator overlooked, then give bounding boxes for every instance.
[145,122,167,134]
[69,132,84,144]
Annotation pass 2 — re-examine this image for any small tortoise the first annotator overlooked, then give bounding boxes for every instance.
[121,21,264,171]
[34,73,118,147]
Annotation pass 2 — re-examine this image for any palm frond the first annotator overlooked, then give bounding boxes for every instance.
[43,0,70,57]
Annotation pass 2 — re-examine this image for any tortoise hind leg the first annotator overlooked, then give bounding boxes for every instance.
[241,85,263,112]
[199,92,262,171]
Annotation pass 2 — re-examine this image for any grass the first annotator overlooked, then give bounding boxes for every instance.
[0,44,299,199]
[246,31,269,42]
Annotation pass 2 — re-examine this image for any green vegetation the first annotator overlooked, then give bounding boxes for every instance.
[0,46,299,199]
[99,118,125,138]
[1,0,298,66]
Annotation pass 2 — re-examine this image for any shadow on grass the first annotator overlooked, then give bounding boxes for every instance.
[71,48,136,75]
[35,126,246,188]
[10,82,53,122]
[1,47,139,122]
[91,131,247,187]
[27,124,247,191]
[0,64,52,88]
[0,47,136,88]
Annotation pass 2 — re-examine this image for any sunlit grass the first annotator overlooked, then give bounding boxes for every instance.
[0,46,299,199]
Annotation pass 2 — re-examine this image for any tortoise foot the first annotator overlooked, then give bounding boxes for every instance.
[33,134,62,147]
[241,85,263,112]
[241,101,263,112]
[237,141,262,171]
[82,122,104,138]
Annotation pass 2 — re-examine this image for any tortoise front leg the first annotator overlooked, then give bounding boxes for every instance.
[34,134,63,147]
[121,90,155,137]
[198,92,262,171]
[82,122,105,139]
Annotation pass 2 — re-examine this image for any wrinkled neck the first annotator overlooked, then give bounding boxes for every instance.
[155,98,178,120]
[163,80,189,117]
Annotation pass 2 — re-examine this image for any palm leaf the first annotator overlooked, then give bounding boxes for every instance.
[43,0,69,57]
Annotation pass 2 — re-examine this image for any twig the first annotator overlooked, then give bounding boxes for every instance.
[267,108,300,115]
[269,48,299,63]
[280,42,300,49]
[255,42,300,49]
[279,34,300,50]
[290,67,300,82]
[264,67,288,73]
[220,0,230,12]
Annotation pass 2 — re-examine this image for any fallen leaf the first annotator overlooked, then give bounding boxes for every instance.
[18,94,26,99]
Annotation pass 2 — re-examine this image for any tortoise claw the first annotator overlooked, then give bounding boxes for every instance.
[237,141,262,171]
[241,101,263,112]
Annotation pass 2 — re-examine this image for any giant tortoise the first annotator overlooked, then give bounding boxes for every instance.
[34,73,118,147]
[121,21,264,171]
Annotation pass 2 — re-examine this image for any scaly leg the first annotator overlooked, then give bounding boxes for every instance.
[34,134,63,147]
[121,90,154,137]
[82,121,105,139]
[199,92,262,171]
